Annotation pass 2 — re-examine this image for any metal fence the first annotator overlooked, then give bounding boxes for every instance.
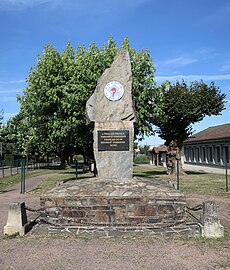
[0,159,50,178]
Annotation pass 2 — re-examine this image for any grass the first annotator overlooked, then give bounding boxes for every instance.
[1,163,229,197]
[32,172,77,193]
[0,166,75,192]
[133,164,230,197]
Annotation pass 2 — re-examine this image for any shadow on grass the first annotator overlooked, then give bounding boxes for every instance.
[60,170,92,175]
[62,173,96,184]
[185,171,208,175]
[40,165,66,170]
[134,170,168,178]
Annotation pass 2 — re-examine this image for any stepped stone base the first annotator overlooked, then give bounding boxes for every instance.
[40,177,198,235]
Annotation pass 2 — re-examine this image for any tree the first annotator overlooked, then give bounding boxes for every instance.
[0,110,3,159]
[153,80,226,175]
[0,112,29,159]
[17,37,157,166]
[139,144,150,156]
[0,110,3,128]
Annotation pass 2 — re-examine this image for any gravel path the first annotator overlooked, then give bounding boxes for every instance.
[0,175,230,270]
[0,234,229,270]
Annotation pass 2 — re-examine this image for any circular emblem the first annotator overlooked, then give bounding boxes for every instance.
[104,81,124,101]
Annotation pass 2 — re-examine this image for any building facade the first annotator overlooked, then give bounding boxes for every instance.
[149,145,168,167]
[183,123,230,168]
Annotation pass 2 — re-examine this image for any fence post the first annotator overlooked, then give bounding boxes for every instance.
[17,159,19,174]
[176,159,180,190]
[2,160,4,177]
[226,160,229,192]
[20,158,26,194]
[10,160,13,176]
[75,159,78,179]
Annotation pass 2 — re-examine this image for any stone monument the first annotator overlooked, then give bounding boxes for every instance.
[40,49,201,236]
[86,49,135,179]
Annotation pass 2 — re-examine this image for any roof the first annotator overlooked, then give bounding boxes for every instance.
[185,123,230,144]
[149,144,168,153]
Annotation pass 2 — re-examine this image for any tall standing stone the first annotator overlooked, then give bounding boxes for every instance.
[86,49,135,180]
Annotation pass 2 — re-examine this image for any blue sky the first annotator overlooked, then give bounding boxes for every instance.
[0,0,230,145]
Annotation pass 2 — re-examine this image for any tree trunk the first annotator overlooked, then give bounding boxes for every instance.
[166,140,187,176]
[60,155,66,168]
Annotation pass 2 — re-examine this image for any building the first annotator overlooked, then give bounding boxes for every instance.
[183,123,230,171]
[149,145,168,167]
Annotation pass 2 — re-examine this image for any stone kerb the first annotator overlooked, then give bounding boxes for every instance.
[201,201,224,238]
[4,202,29,236]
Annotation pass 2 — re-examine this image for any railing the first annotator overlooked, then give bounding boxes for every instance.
[0,159,50,178]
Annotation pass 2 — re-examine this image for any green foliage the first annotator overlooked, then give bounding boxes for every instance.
[139,144,150,155]
[121,38,157,138]
[12,37,157,163]
[0,109,3,127]
[154,80,226,148]
[134,154,150,164]
[0,112,28,156]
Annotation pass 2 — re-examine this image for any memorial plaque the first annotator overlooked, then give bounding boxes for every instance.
[98,130,129,151]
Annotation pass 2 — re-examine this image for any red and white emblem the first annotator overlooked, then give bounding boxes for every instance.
[104,81,124,101]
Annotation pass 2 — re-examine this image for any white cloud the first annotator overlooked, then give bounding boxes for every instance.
[155,74,230,83]
[0,89,22,93]
[0,97,17,102]
[164,56,198,67]
[0,0,150,11]
[0,0,56,10]
[0,79,25,84]
[195,48,214,55]
[3,112,17,118]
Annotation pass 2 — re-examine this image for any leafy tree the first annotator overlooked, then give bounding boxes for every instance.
[121,38,157,138]
[17,37,157,166]
[153,80,226,175]
[0,109,3,128]
[0,112,29,159]
[139,144,150,156]
[0,110,3,159]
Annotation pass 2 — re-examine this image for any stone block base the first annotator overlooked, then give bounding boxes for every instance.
[40,177,196,236]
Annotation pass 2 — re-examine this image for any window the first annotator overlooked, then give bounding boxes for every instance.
[202,147,206,162]
[215,147,220,163]
[224,146,229,164]
[184,147,189,161]
[196,148,200,162]
[191,148,194,162]
[208,147,213,163]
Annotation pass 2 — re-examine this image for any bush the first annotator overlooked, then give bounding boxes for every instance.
[134,154,150,164]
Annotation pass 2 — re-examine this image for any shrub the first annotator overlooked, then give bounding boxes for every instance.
[134,154,150,164]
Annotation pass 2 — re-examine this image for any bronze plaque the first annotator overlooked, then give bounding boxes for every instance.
[98,130,129,151]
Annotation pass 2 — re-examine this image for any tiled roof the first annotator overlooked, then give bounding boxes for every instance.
[185,123,230,143]
[149,144,168,153]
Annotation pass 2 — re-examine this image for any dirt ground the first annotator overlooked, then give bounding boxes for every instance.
[186,193,230,231]
[0,175,230,270]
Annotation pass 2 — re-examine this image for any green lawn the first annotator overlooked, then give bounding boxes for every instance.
[133,164,230,197]
[1,164,229,197]
[0,166,75,192]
